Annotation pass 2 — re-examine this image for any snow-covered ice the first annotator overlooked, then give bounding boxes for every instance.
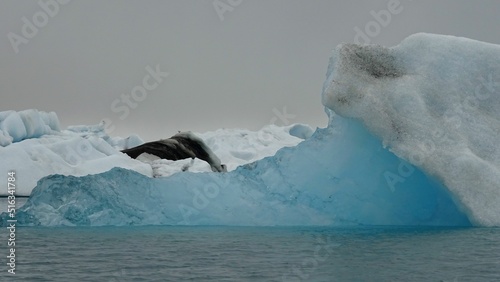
[0,116,153,196]
[0,109,60,146]
[322,33,500,226]
[0,109,311,195]
[1,33,499,227]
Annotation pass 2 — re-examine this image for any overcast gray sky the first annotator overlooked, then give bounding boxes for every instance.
[2,0,499,140]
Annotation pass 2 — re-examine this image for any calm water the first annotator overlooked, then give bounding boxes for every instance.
[1,226,499,281]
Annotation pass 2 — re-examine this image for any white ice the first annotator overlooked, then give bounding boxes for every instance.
[322,33,500,226]
[0,109,60,146]
[0,109,311,195]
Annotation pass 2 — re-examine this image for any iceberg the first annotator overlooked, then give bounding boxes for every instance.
[0,113,153,196]
[2,33,499,227]
[322,33,500,226]
[0,109,60,146]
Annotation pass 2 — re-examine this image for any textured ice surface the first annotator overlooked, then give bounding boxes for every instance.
[322,33,500,226]
[197,124,312,171]
[118,124,313,178]
[0,109,60,146]
[0,116,152,195]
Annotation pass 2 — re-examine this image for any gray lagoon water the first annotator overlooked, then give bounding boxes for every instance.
[1,226,499,281]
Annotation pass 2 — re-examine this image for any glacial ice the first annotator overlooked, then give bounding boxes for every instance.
[322,33,500,226]
[0,109,60,146]
[2,33,499,227]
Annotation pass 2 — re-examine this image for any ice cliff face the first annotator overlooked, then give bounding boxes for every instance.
[3,33,499,227]
[322,33,500,226]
